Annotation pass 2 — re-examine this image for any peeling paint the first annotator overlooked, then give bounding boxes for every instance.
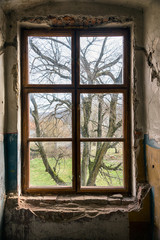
[11,63,19,109]
[132,45,145,184]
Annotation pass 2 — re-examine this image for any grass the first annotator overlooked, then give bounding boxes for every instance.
[30,158,72,186]
[30,148,123,187]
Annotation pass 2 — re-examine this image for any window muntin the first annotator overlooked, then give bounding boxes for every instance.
[80,142,124,187]
[28,36,72,85]
[22,28,130,194]
[30,141,72,187]
[29,92,72,138]
[80,36,123,85]
[80,93,123,138]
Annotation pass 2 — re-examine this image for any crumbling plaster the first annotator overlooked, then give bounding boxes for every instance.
[4,183,150,240]
[144,1,160,144]
[144,1,160,235]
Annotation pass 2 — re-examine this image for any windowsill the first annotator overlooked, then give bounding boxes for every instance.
[6,183,150,218]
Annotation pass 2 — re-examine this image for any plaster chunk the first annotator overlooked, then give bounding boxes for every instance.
[108,198,122,205]
[110,194,123,199]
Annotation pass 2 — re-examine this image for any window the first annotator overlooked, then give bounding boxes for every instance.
[21,28,131,194]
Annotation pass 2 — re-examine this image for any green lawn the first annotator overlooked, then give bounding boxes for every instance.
[30,158,72,186]
[30,154,123,187]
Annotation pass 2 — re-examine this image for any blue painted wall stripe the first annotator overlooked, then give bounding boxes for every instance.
[4,133,17,192]
[144,134,160,149]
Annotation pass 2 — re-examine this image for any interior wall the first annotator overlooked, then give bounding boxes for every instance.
[0,7,6,240]
[144,1,160,238]
[0,1,152,239]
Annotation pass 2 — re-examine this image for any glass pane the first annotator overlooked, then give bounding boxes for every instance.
[81,142,123,187]
[30,142,72,187]
[28,36,72,84]
[80,36,123,85]
[80,93,123,138]
[29,93,72,138]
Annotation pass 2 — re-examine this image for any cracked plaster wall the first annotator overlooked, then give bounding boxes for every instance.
[144,1,160,235]
[144,1,160,144]
[0,7,6,240]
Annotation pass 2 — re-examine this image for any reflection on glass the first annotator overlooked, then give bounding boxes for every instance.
[29,93,72,138]
[28,36,72,84]
[80,93,123,138]
[30,142,72,186]
[81,142,123,187]
[80,36,123,85]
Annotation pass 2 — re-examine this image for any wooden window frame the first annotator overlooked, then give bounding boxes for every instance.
[21,28,131,194]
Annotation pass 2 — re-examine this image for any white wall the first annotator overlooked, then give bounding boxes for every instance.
[144,1,160,144]
[0,7,6,240]
[144,0,160,235]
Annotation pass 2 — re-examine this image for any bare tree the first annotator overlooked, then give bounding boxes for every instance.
[29,35,123,186]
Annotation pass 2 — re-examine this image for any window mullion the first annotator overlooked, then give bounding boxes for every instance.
[74,30,81,192]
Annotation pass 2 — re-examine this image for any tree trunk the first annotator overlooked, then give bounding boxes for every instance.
[81,142,90,186]
[30,95,65,185]
[87,94,118,186]
[96,95,103,152]
[81,95,92,186]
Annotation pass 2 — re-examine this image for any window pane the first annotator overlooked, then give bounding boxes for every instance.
[28,36,72,84]
[29,93,72,138]
[80,93,123,138]
[81,142,123,187]
[80,36,123,85]
[30,142,72,187]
